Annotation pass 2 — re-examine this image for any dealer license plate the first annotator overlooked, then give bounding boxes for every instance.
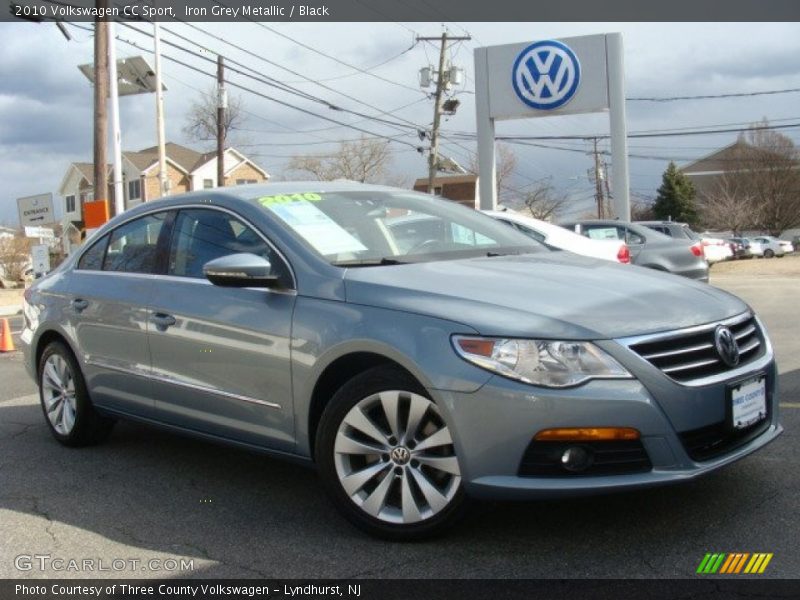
[730,375,767,430]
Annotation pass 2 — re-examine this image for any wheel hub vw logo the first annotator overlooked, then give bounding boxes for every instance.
[511,40,581,110]
[714,326,740,367]
[390,446,411,465]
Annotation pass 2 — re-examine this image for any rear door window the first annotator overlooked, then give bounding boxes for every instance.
[76,235,109,271]
[103,213,167,274]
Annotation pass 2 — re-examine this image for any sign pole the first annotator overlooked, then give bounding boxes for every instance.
[474,47,497,210]
[108,21,124,217]
[607,33,631,220]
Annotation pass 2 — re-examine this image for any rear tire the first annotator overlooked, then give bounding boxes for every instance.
[38,341,115,447]
[315,365,466,540]
[764,249,775,258]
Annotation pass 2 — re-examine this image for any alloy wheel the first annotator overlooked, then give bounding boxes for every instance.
[333,390,461,524]
[41,354,78,435]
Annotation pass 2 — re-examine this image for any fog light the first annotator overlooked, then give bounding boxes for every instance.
[560,446,594,472]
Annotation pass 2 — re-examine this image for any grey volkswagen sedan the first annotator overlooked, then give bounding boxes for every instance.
[21,182,781,539]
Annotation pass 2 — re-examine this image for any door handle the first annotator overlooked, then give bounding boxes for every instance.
[151,313,177,331]
[71,298,89,312]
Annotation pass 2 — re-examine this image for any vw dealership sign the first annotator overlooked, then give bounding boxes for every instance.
[511,40,581,110]
[475,33,630,219]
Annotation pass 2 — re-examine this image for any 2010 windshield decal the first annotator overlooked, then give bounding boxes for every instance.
[258,193,322,207]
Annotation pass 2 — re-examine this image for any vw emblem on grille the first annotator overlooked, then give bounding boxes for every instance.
[390,446,411,465]
[511,40,581,110]
[714,326,740,367]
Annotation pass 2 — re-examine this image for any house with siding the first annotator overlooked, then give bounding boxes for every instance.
[58,142,269,227]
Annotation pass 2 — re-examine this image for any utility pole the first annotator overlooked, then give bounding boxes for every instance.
[417,32,471,194]
[93,6,108,218]
[217,55,226,187]
[602,159,613,218]
[592,137,605,219]
[154,23,168,198]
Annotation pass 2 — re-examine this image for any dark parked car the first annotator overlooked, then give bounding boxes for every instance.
[728,238,753,260]
[560,220,709,281]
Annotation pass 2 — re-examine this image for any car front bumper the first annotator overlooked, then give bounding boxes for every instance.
[432,351,781,500]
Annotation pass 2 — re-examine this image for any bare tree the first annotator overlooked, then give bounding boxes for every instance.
[630,198,656,221]
[468,143,518,198]
[286,137,394,183]
[519,179,569,221]
[717,121,800,235]
[0,235,32,286]
[183,87,248,148]
[700,173,756,235]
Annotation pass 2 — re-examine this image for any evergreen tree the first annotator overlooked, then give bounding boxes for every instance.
[653,162,699,226]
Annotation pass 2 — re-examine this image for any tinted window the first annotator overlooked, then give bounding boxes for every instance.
[624,228,646,245]
[103,213,166,274]
[507,220,546,243]
[168,208,291,286]
[77,235,109,271]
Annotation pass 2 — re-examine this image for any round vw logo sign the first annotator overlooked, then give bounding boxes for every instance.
[714,325,741,367]
[511,40,581,110]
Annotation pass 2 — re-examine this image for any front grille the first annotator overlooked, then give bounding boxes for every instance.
[628,315,762,383]
[518,440,652,477]
[679,417,771,462]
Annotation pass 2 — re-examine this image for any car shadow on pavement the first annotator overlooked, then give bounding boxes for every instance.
[0,391,794,579]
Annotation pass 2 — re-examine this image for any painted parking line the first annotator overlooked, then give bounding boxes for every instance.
[780,403,800,409]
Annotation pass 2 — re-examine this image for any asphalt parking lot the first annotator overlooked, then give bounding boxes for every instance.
[0,266,797,579]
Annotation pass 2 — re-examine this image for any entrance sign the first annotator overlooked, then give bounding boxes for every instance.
[17,193,54,227]
[475,33,630,219]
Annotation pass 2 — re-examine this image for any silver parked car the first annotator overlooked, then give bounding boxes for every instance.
[21,183,781,539]
[561,219,709,281]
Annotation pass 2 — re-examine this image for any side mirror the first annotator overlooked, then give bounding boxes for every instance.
[203,253,280,288]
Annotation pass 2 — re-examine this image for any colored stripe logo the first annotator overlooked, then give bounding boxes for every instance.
[697,553,773,574]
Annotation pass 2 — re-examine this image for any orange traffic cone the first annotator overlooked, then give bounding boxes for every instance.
[0,318,14,353]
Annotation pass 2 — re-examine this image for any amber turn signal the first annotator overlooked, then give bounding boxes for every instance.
[534,427,640,441]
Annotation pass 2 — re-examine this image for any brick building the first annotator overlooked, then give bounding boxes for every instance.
[412,174,479,209]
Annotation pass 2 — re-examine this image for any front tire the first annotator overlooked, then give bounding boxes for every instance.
[315,365,466,540]
[764,249,775,258]
[38,341,115,447]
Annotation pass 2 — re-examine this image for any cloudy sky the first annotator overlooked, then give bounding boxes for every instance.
[2,21,800,226]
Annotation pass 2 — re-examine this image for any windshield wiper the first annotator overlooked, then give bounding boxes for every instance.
[332,257,408,267]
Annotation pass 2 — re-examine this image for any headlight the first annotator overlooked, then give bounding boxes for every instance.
[452,335,632,388]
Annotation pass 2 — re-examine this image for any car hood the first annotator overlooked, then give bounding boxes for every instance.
[343,253,748,339]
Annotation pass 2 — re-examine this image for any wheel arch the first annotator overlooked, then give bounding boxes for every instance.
[306,349,429,458]
[34,327,78,377]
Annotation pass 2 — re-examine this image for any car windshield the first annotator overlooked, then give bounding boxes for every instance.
[252,190,544,265]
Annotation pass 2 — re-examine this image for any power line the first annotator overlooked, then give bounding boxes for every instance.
[629,87,800,102]
[167,22,423,129]
[211,0,426,95]
[93,27,425,153]
[279,44,418,84]
[120,21,422,134]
